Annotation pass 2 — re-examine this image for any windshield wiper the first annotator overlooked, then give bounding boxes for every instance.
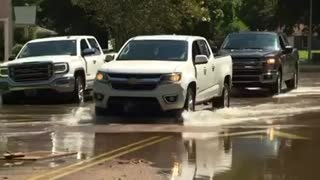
[242,48,264,50]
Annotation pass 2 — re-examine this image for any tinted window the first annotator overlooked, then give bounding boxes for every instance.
[221,33,280,50]
[199,40,211,57]
[117,40,188,61]
[18,40,77,58]
[88,38,101,55]
[81,39,89,52]
[192,41,201,61]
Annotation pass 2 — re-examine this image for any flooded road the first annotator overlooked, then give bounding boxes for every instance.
[1,72,320,180]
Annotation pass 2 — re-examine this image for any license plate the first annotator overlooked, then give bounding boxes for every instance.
[24,89,38,96]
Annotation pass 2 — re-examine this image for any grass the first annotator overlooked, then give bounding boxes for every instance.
[299,50,320,60]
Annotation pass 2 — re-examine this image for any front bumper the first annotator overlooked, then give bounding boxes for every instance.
[232,71,278,87]
[0,74,75,94]
[93,81,187,112]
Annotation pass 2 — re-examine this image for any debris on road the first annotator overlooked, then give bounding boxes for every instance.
[0,151,77,161]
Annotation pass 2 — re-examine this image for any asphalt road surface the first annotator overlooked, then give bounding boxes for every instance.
[1,72,320,180]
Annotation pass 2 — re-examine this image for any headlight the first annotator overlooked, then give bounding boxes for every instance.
[161,73,182,83]
[54,63,69,74]
[0,67,9,77]
[266,58,276,64]
[96,72,107,81]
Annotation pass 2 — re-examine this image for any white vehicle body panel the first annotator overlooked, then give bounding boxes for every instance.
[94,35,232,112]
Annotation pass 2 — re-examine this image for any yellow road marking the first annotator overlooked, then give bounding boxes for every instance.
[273,130,308,140]
[29,136,164,180]
[50,136,172,180]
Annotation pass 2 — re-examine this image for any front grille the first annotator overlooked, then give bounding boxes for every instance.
[108,73,161,79]
[111,83,157,91]
[232,57,263,83]
[233,76,260,82]
[108,73,160,91]
[9,63,53,82]
[107,97,162,113]
[233,70,261,76]
[232,58,263,70]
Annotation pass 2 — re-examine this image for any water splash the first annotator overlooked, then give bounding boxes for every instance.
[183,102,320,127]
[51,106,94,126]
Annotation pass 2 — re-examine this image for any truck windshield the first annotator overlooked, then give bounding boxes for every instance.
[117,40,188,61]
[221,33,280,51]
[18,40,77,58]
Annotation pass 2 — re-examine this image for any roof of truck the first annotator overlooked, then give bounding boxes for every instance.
[28,36,95,43]
[132,35,206,41]
[229,31,279,35]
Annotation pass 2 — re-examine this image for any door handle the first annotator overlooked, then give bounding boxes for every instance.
[204,67,207,75]
[93,60,97,64]
[212,65,215,71]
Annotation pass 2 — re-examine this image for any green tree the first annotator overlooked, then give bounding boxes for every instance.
[72,0,208,49]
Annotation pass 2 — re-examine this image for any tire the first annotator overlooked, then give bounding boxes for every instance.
[286,70,298,90]
[184,87,195,112]
[1,93,10,104]
[72,75,85,103]
[270,71,282,95]
[95,106,107,116]
[212,83,230,109]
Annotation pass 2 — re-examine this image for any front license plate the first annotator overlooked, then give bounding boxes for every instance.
[24,89,38,97]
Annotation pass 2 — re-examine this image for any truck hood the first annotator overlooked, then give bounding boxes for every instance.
[0,55,78,67]
[218,49,280,58]
[100,60,184,74]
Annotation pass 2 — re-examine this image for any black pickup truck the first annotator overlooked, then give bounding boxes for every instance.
[218,32,299,94]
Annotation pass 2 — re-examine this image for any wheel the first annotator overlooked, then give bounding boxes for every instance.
[72,75,85,103]
[184,87,195,112]
[286,70,298,90]
[212,83,230,109]
[270,71,282,95]
[95,106,107,116]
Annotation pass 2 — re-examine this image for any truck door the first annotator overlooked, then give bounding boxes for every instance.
[193,40,207,102]
[88,38,105,69]
[80,39,96,85]
[281,34,296,76]
[278,35,291,81]
[198,40,219,97]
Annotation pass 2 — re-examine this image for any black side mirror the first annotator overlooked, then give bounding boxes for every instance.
[8,55,16,61]
[284,45,293,54]
[105,53,117,62]
[82,48,96,56]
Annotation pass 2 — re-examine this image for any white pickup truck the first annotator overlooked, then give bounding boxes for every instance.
[0,36,105,103]
[93,35,232,118]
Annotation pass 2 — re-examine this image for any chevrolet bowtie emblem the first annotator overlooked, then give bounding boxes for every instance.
[127,78,139,85]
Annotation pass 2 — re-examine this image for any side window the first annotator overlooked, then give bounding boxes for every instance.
[88,38,101,55]
[278,36,286,50]
[199,40,211,58]
[80,39,89,52]
[192,41,201,62]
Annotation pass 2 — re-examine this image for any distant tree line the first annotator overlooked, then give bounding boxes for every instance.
[11,0,320,50]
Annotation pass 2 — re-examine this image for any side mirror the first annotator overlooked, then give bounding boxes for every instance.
[105,53,117,62]
[195,55,209,65]
[284,45,293,54]
[8,55,16,61]
[82,48,96,56]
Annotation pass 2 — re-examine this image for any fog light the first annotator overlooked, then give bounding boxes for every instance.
[164,95,178,103]
[264,74,273,80]
[94,93,104,101]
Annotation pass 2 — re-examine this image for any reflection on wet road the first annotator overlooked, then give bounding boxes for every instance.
[0,72,320,180]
